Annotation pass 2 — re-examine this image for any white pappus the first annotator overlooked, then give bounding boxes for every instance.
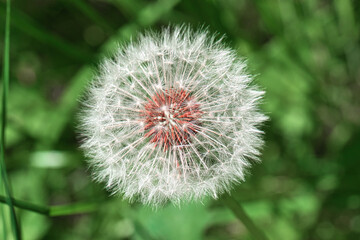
[79,26,267,207]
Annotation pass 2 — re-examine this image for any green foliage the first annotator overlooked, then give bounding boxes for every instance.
[0,0,359,239]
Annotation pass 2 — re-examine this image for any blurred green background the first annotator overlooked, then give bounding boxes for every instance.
[0,0,360,239]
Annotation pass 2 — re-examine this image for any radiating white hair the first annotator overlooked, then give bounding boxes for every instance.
[79,26,267,207]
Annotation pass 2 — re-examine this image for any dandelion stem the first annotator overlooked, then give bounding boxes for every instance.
[0,195,98,216]
[222,194,269,240]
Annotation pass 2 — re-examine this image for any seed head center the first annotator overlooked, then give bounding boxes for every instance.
[142,89,202,151]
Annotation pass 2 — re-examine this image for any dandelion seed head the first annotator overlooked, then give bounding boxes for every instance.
[79,26,267,207]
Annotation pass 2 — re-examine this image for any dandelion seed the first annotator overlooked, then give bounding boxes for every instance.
[79,26,267,206]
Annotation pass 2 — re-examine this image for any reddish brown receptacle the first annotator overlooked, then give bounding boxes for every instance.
[141,89,203,151]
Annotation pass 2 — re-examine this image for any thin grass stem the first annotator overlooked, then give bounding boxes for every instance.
[0,195,99,217]
[0,195,49,215]
[0,0,22,239]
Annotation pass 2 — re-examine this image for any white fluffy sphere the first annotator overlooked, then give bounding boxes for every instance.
[79,26,267,206]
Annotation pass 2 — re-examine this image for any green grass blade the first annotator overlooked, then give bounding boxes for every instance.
[0,195,50,216]
[1,185,8,240]
[1,0,22,239]
[49,202,98,217]
[0,194,99,217]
